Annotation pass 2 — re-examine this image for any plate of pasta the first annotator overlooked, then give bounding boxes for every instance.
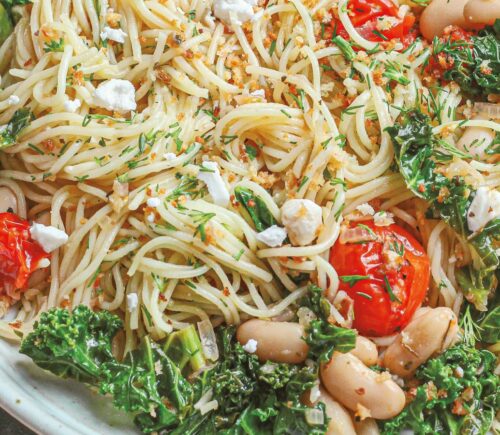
[0,0,498,434]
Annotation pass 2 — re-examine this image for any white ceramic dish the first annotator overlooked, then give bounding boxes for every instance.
[0,338,138,435]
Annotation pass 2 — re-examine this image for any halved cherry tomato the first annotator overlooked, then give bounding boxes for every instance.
[330,221,430,337]
[324,0,416,46]
[0,213,49,298]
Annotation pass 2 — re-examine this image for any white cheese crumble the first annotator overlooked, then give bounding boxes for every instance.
[93,79,137,113]
[197,161,230,207]
[467,187,500,232]
[164,152,177,161]
[30,223,69,253]
[356,203,375,216]
[146,197,161,208]
[281,199,323,246]
[256,225,287,247]
[147,213,155,223]
[100,26,128,43]
[213,0,257,26]
[64,98,81,113]
[126,293,138,312]
[242,338,258,353]
[7,95,20,105]
[373,211,394,226]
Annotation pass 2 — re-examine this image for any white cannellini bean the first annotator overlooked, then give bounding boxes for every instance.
[236,319,309,364]
[383,307,459,377]
[464,0,500,26]
[420,0,471,41]
[0,187,18,213]
[353,417,381,435]
[321,352,406,419]
[350,336,378,366]
[304,387,356,435]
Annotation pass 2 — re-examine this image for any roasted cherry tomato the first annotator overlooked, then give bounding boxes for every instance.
[0,213,48,297]
[325,0,416,46]
[330,220,430,337]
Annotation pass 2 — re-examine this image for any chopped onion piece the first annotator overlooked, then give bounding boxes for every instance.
[260,361,277,374]
[194,389,218,415]
[197,319,219,361]
[309,381,321,403]
[339,226,376,244]
[305,408,325,426]
[199,400,218,415]
[474,102,500,119]
[297,306,317,328]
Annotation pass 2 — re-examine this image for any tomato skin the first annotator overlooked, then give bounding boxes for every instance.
[0,213,49,298]
[330,221,430,337]
[325,0,416,46]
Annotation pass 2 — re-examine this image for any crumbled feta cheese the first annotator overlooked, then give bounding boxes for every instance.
[256,225,287,247]
[164,152,177,161]
[213,0,257,26]
[242,339,258,353]
[373,211,394,226]
[127,293,138,312]
[7,95,20,105]
[356,203,375,216]
[147,213,155,223]
[100,26,128,43]
[197,161,230,207]
[30,223,69,253]
[467,187,500,232]
[281,199,323,246]
[64,98,81,113]
[146,197,161,208]
[93,79,137,113]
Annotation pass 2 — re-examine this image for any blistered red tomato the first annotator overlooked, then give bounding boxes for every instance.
[325,0,416,46]
[330,221,430,337]
[0,213,49,297]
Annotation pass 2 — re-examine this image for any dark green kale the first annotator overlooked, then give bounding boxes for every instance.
[0,108,33,149]
[19,305,121,383]
[163,324,206,373]
[203,327,328,434]
[380,343,499,435]
[0,0,30,42]
[300,284,357,361]
[21,306,329,434]
[20,306,197,433]
[234,186,276,232]
[430,20,500,97]
[387,110,499,310]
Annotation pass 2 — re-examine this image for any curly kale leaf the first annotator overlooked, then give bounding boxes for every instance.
[387,110,499,310]
[300,284,357,361]
[203,327,328,434]
[20,305,122,383]
[234,186,276,232]
[0,108,33,149]
[21,306,198,433]
[22,308,329,434]
[381,343,499,435]
[431,20,500,97]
